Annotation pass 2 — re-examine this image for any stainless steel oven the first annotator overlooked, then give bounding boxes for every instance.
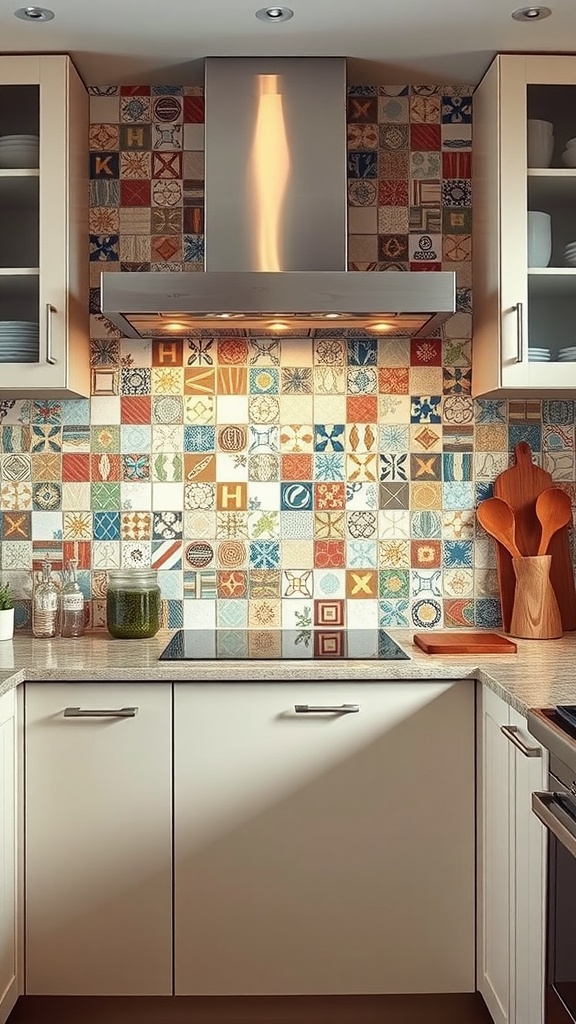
[529,708,576,1024]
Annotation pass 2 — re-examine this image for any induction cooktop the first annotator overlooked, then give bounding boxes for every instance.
[159,629,410,661]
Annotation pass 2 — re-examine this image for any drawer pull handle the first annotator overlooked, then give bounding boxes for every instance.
[46,302,57,365]
[63,706,138,718]
[294,704,360,714]
[500,723,541,757]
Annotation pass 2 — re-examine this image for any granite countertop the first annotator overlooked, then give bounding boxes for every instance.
[0,628,574,715]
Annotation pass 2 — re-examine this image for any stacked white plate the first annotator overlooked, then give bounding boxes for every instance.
[0,134,39,169]
[0,321,39,363]
[528,347,551,361]
[564,241,576,267]
[558,347,576,362]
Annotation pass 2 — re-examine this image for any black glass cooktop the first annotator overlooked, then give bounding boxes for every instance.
[159,629,410,661]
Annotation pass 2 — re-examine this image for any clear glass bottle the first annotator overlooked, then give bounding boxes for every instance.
[60,559,85,638]
[106,568,161,639]
[32,559,60,638]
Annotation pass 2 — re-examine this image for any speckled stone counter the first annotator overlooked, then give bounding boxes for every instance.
[0,628,574,715]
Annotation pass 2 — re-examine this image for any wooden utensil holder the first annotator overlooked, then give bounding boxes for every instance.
[509,555,563,639]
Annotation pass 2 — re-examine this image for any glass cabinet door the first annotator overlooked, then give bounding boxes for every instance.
[527,81,576,377]
[0,84,41,366]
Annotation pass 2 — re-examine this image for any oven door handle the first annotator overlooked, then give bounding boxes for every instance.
[532,791,576,858]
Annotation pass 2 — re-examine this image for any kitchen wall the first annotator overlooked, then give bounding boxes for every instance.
[3,81,574,631]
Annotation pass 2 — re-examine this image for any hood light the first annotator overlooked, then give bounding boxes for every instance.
[14,5,54,20]
[511,6,551,19]
[255,6,294,22]
[368,322,396,332]
[267,321,291,331]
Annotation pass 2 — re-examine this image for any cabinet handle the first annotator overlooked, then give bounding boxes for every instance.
[63,706,138,718]
[45,302,57,365]
[500,724,541,757]
[294,704,360,714]
[514,301,524,364]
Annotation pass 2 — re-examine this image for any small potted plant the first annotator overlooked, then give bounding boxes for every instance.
[0,581,15,641]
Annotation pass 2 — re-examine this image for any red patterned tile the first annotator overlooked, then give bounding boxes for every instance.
[315,482,346,511]
[217,570,247,599]
[151,235,182,261]
[379,367,409,393]
[411,540,441,568]
[442,152,471,178]
[183,96,205,123]
[183,207,204,234]
[347,395,378,421]
[152,152,182,179]
[410,338,442,366]
[410,124,441,150]
[378,180,409,206]
[281,454,313,480]
[62,454,90,482]
[121,396,151,423]
[314,599,345,627]
[314,540,345,569]
[217,338,249,364]
[347,96,377,122]
[63,540,91,569]
[444,598,474,627]
[314,631,345,657]
[409,262,442,272]
[121,85,150,95]
[120,180,151,206]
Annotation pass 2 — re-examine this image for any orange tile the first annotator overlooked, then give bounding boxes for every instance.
[314,481,346,511]
[184,453,216,482]
[411,540,441,568]
[184,367,215,395]
[62,454,90,482]
[347,395,378,422]
[152,339,183,366]
[281,453,313,480]
[217,481,247,511]
[379,367,409,393]
[314,540,345,569]
[217,366,247,394]
[217,338,249,364]
[121,396,151,423]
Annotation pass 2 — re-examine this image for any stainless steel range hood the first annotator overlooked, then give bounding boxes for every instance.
[101,57,455,339]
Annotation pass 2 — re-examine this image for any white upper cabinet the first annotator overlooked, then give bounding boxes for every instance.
[473,54,576,397]
[0,55,89,398]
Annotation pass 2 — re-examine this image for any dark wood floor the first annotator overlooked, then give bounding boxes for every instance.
[8,993,493,1024]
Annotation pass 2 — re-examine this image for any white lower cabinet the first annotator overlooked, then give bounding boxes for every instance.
[174,680,475,996]
[0,688,22,1023]
[24,683,172,995]
[477,685,547,1024]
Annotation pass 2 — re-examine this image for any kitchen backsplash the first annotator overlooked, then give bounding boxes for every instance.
[2,82,574,631]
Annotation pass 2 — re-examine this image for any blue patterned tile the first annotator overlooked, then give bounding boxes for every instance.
[166,600,184,627]
[378,599,410,627]
[183,235,204,262]
[347,338,377,365]
[249,541,281,569]
[442,96,472,123]
[61,399,90,425]
[315,452,345,481]
[410,396,442,423]
[443,481,474,510]
[183,425,215,452]
[411,597,443,628]
[280,482,313,511]
[32,401,62,424]
[443,540,473,567]
[443,452,472,481]
[347,152,378,178]
[314,424,345,452]
[542,400,575,425]
[475,597,502,629]
[411,510,442,538]
[508,424,541,452]
[93,511,120,540]
[249,368,279,394]
[474,399,507,423]
[475,481,493,505]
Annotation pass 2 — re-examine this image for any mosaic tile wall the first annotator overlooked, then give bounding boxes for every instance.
[3,81,575,632]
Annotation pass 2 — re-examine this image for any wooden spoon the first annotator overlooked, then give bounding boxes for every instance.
[536,487,573,556]
[477,497,524,559]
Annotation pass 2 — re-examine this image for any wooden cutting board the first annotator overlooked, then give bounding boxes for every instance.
[492,441,576,632]
[413,632,517,654]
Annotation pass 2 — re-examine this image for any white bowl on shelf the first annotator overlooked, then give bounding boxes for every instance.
[561,149,576,168]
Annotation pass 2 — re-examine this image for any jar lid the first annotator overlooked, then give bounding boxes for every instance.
[108,568,157,579]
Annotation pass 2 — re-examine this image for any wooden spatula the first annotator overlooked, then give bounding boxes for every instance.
[477,497,523,559]
[536,487,573,556]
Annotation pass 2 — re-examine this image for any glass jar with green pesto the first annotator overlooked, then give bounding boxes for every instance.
[106,568,161,639]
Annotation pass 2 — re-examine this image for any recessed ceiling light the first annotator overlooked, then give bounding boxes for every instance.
[255,6,294,23]
[511,6,551,20]
[14,5,55,20]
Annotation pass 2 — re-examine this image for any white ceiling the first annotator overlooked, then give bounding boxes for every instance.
[0,0,575,87]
